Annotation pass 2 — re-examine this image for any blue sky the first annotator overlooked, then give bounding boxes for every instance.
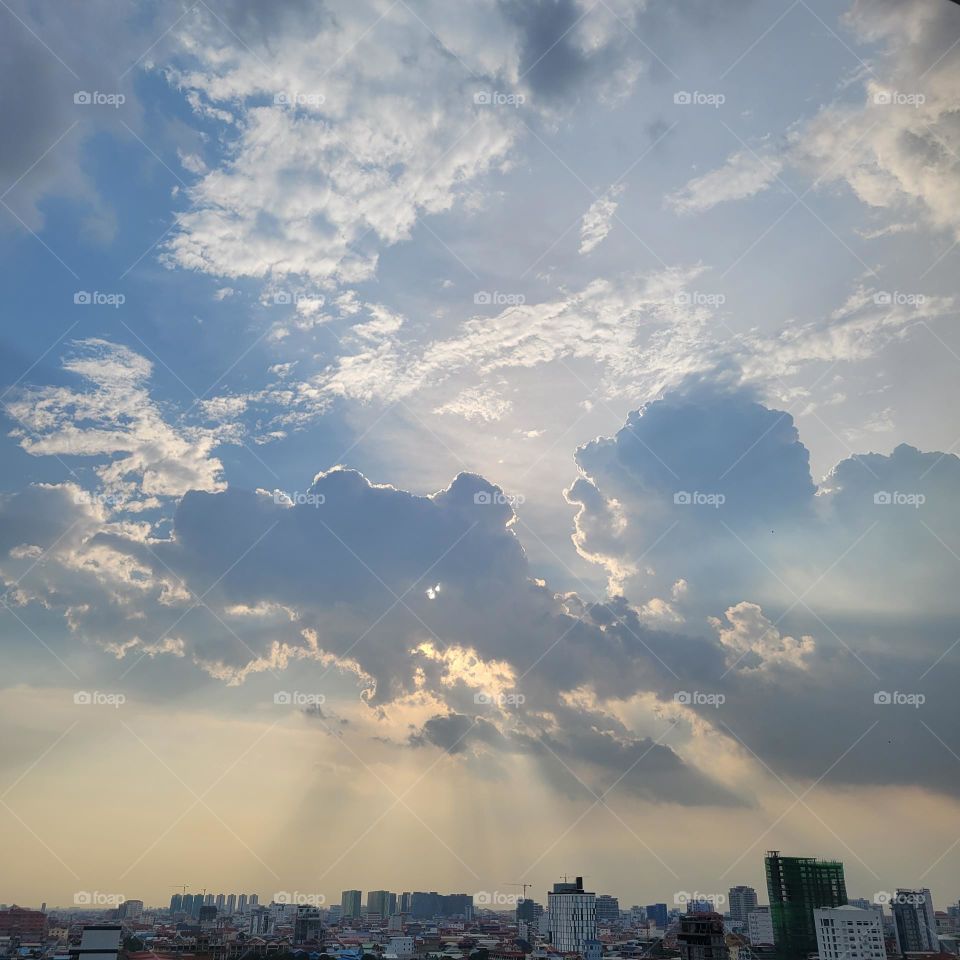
[1,0,959,912]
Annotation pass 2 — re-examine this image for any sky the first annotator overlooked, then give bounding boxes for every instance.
[1,0,959,915]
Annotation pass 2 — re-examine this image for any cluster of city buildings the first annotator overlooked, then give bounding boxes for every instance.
[2,851,958,960]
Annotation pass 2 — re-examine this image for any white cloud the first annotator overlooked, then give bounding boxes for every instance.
[710,601,815,671]
[666,1,960,239]
[434,387,514,423]
[578,184,624,254]
[666,149,784,215]
[159,3,522,288]
[5,340,225,505]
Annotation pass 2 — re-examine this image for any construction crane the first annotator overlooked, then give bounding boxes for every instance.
[505,882,535,899]
[171,884,189,893]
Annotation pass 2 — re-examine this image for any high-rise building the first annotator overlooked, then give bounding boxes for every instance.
[547,877,596,954]
[249,894,259,908]
[367,891,392,918]
[249,907,272,936]
[204,894,214,907]
[215,895,225,911]
[765,851,847,960]
[748,908,774,946]
[399,893,412,915]
[238,894,248,914]
[294,905,324,943]
[677,912,729,960]
[341,891,362,919]
[646,904,669,929]
[517,899,544,924]
[180,894,193,916]
[407,892,473,919]
[169,895,182,914]
[815,906,885,960]
[596,895,621,925]
[226,894,237,915]
[729,887,759,926]
[891,889,938,953]
[118,900,143,920]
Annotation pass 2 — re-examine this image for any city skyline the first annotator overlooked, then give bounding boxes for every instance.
[2,863,958,960]
[4,864,955,922]
[1,0,959,920]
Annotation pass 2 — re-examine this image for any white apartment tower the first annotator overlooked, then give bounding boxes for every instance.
[815,906,885,960]
[547,877,597,954]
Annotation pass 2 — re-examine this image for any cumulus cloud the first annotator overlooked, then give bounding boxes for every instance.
[794,0,960,239]
[0,462,743,807]
[567,380,960,794]
[710,601,815,672]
